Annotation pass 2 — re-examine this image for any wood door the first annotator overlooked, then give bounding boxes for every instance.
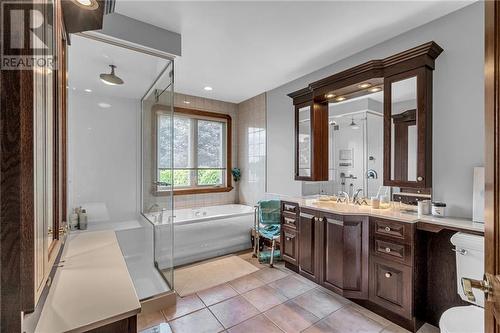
[485,1,500,332]
[322,214,368,299]
[298,208,319,281]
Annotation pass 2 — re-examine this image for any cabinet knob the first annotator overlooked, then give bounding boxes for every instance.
[417,176,424,181]
[384,226,391,232]
[385,272,392,278]
[385,247,391,253]
[286,237,291,241]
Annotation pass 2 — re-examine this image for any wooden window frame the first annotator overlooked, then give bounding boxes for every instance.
[152,107,233,196]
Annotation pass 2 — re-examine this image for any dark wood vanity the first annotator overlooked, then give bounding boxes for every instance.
[281,200,483,332]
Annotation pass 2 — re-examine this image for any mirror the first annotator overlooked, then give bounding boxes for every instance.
[297,105,312,177]
[390,76,418,183]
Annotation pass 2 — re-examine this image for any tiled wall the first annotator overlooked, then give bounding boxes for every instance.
[237,93,267,206]
[172,93,239,209]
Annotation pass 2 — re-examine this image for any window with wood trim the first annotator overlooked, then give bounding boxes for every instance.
[154,107,232,195]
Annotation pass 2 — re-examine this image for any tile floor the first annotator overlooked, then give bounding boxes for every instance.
[139,253,440,333]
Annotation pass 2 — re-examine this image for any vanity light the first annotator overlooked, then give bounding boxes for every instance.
[71,0,99,10]
[204,86,213,91]
[325,93,335,99]
[369,87,382,93]
[335,96,346,102]
[358,82,371,89]
[100,65,124,86]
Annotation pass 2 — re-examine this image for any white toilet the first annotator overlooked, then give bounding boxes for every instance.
[439,232,484,333]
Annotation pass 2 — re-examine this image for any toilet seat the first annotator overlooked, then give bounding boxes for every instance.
[439,305,484,333]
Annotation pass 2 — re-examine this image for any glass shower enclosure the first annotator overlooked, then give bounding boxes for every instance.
[141,61,175,290]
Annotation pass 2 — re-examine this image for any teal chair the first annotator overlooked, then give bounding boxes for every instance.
[253,200,281,267]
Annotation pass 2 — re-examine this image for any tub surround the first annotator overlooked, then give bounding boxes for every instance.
[35,231,140,333]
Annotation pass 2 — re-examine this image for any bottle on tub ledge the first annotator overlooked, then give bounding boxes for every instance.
[78,209,88,230]
[69,208,79,231]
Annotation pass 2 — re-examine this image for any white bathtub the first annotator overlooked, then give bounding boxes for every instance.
[153,204,255,267]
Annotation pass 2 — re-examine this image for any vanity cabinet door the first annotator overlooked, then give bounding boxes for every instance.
[321,214,369,299]
[370,256,412,319]
[384,68,433,189]
[298,209,320,282]
[281,227,298,265]
[294,102,328,181]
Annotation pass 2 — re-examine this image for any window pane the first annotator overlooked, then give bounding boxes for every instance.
[197,169,223,186]
[173,116,192,168]
[159,169,191,187]
[158,115,172,169]
[197,120,224,168]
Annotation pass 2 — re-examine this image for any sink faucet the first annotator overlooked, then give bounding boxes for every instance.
[337,191,350,205]
[353,189,366,205]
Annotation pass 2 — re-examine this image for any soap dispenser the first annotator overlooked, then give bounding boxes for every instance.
[79,209,88,230]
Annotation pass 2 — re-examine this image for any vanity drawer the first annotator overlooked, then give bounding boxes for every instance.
[372,218,411,242]
[370,256,412,319]
[282,201,299,214]
[282,212,297,229]
[373,237,412,266]
[281,226,298,265]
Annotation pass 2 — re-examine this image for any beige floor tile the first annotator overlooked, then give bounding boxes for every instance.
[168,308,224,333]
[209,295,260,328]
[137,310,167,331]
[382,323,412,333]
[197,283,238,306]
[264,300,319,333]
[162,294,205,321]
[229,274,265,293]
[416,323,440,333]
[291,288,348,318]
[252,267,289,283]
[268,275,315,299]
[318,305,385,332]
[242,285,288,312]
[350,302,393,327]
[227,314,283,333]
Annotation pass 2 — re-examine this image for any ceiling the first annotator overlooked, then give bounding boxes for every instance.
[115,0,473,103]
[68,34,169,99]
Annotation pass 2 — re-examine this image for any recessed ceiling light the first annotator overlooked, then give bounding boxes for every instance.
[369,87,382,93]
[84,88,92,93]
[325,93,335,99]
[98,102,111,109]
[358,83,371,89]
[204,86,213,91]
[100,65,124,86]
[335,96,346,102]
[72,87,76,91]
[183,100,191,104]
[71,0,99,10]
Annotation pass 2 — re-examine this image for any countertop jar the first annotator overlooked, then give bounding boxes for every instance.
[431,202,446,218]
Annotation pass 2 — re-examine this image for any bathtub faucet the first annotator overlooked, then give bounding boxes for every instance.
[147,203,160,214]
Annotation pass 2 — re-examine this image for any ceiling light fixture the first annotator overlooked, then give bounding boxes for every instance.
[183,100,191,104]
[325,93,335,99]
[335,96,346,102]
[84,88,92,93]
[369,87,382,93]
[204,86,213,91]
[98,102,111,109]
[358,82,372,89]
[100,65,124,86]
[350,117,360,130]
[71,0,99,10]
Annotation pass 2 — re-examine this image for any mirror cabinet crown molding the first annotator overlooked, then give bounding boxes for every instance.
[288,41,443,187]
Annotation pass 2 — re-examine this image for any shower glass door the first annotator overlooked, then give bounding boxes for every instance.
[141,61,174,289]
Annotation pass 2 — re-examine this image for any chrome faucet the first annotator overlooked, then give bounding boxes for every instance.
[353,189,366,205]
[147,203,160,213]
[337,191,350,205]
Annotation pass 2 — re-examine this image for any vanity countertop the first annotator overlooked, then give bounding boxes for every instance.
[35,231,141,333]
[281,196,484,235]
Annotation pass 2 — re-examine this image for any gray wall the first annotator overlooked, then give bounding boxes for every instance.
[266,2,484,218]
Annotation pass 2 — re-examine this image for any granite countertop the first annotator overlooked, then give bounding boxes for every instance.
[35,231,141,333]
[278,195,484,235]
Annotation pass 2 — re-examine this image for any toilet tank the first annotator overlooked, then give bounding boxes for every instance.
[451,232,485,307]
